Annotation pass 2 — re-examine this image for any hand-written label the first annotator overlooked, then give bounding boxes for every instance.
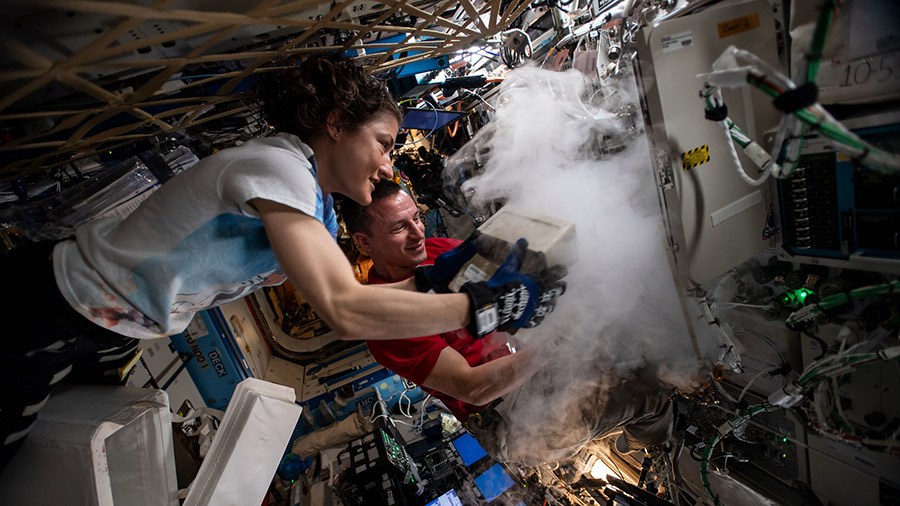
[838,52,899,87]
[816,50,899,103]
[718,13,761,38]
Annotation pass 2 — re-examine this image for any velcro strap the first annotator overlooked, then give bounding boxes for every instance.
[461,282,499,338]
[413,266,434,293]
[704,104,729,122]
[773,82,818,113]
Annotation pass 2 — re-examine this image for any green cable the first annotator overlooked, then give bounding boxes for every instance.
[832,376,854,433]
[830,403,854,433]
[806,0,838,84]
[699,404,771,505]
[700,436,721,505]
[724,118,750,147]
[703,88,755,150]
[883,312,900,331]
[799,353,884,385]
[817,280,900,312]
[752,81,898,172]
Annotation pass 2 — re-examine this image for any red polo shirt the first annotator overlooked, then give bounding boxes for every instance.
[365,237,510,421]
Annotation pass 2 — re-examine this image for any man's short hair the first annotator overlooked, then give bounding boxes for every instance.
[341,180,404,236]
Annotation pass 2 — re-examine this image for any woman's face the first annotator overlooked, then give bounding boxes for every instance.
[329,112,399,205]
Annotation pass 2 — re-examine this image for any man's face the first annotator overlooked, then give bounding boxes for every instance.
[355,191,427,277]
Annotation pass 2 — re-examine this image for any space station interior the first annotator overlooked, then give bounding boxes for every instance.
[0,0,898,505]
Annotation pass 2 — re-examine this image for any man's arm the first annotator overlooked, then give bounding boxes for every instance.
[254,199,470,340]
[423,345,547,407]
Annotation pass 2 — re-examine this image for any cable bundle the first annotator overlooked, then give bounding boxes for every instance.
[698,0,900,187]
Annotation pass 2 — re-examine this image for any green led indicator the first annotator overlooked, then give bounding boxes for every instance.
[781,453,787,458]
[782,437,788,443]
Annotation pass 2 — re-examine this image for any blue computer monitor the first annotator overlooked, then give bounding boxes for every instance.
[401,108,467,131]
[473,463,516,503]
[450,432,488,467]
[425,489,464,506]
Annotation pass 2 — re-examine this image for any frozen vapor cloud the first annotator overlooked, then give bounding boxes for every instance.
[443,65,699,462]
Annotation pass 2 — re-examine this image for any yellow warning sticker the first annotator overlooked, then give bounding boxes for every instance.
[682,145,710,170]
[837,152,851,162]
[718,13,761,39]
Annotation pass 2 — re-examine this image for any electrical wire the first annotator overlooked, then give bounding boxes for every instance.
[716,302,770,309]
[711,378,738,404]
[713,401,900,470]
[732,327,788,367]
[499,28,533,69]
[700,404,773,505]
[699,0,900,184]
[417,394,431,429]
[706,57,900,174]
[737,367,777,403]
[446,100,461,137]
[398,389,415,418]
[802,329,828,360]
[700,84,793,185]
[751,76,900,172]
[785,280,900,326]
[805,0,838,84]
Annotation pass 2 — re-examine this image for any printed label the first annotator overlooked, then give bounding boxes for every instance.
[661,31,693,53]
[185,335,209,370]
[475,305,499,335]
[718,13,761,39]
[184,315,209,339]
[463,262,488,282]
[208,350,228,377]
[682,145,710,170]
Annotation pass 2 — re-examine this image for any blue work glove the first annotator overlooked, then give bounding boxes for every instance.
[414,232,479,293]
[461,238,568,338]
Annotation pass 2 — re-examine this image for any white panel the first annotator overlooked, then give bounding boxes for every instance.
[264,356,306,401]
[183,379,301,506]
[807,433,900,506]
[637,0,782,283]
[218,298,272,379]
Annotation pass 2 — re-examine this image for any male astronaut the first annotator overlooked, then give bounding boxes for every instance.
[341,180,673,464]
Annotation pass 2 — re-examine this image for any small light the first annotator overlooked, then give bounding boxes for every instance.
[590,459,617,480]
[781,453,787,458]
[782,437,788,443]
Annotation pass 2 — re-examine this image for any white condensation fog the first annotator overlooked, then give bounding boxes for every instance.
[444,65,702,460]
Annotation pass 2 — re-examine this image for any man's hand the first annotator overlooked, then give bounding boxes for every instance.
[414,232,479,293]
[461,238,567,338]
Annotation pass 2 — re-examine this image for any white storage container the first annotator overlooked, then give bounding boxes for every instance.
[0,384,178,506]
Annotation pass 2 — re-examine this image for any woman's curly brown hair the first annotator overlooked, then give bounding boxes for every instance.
[257,53,401,141]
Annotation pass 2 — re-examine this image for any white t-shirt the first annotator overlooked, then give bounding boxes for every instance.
[53,133,338,339]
